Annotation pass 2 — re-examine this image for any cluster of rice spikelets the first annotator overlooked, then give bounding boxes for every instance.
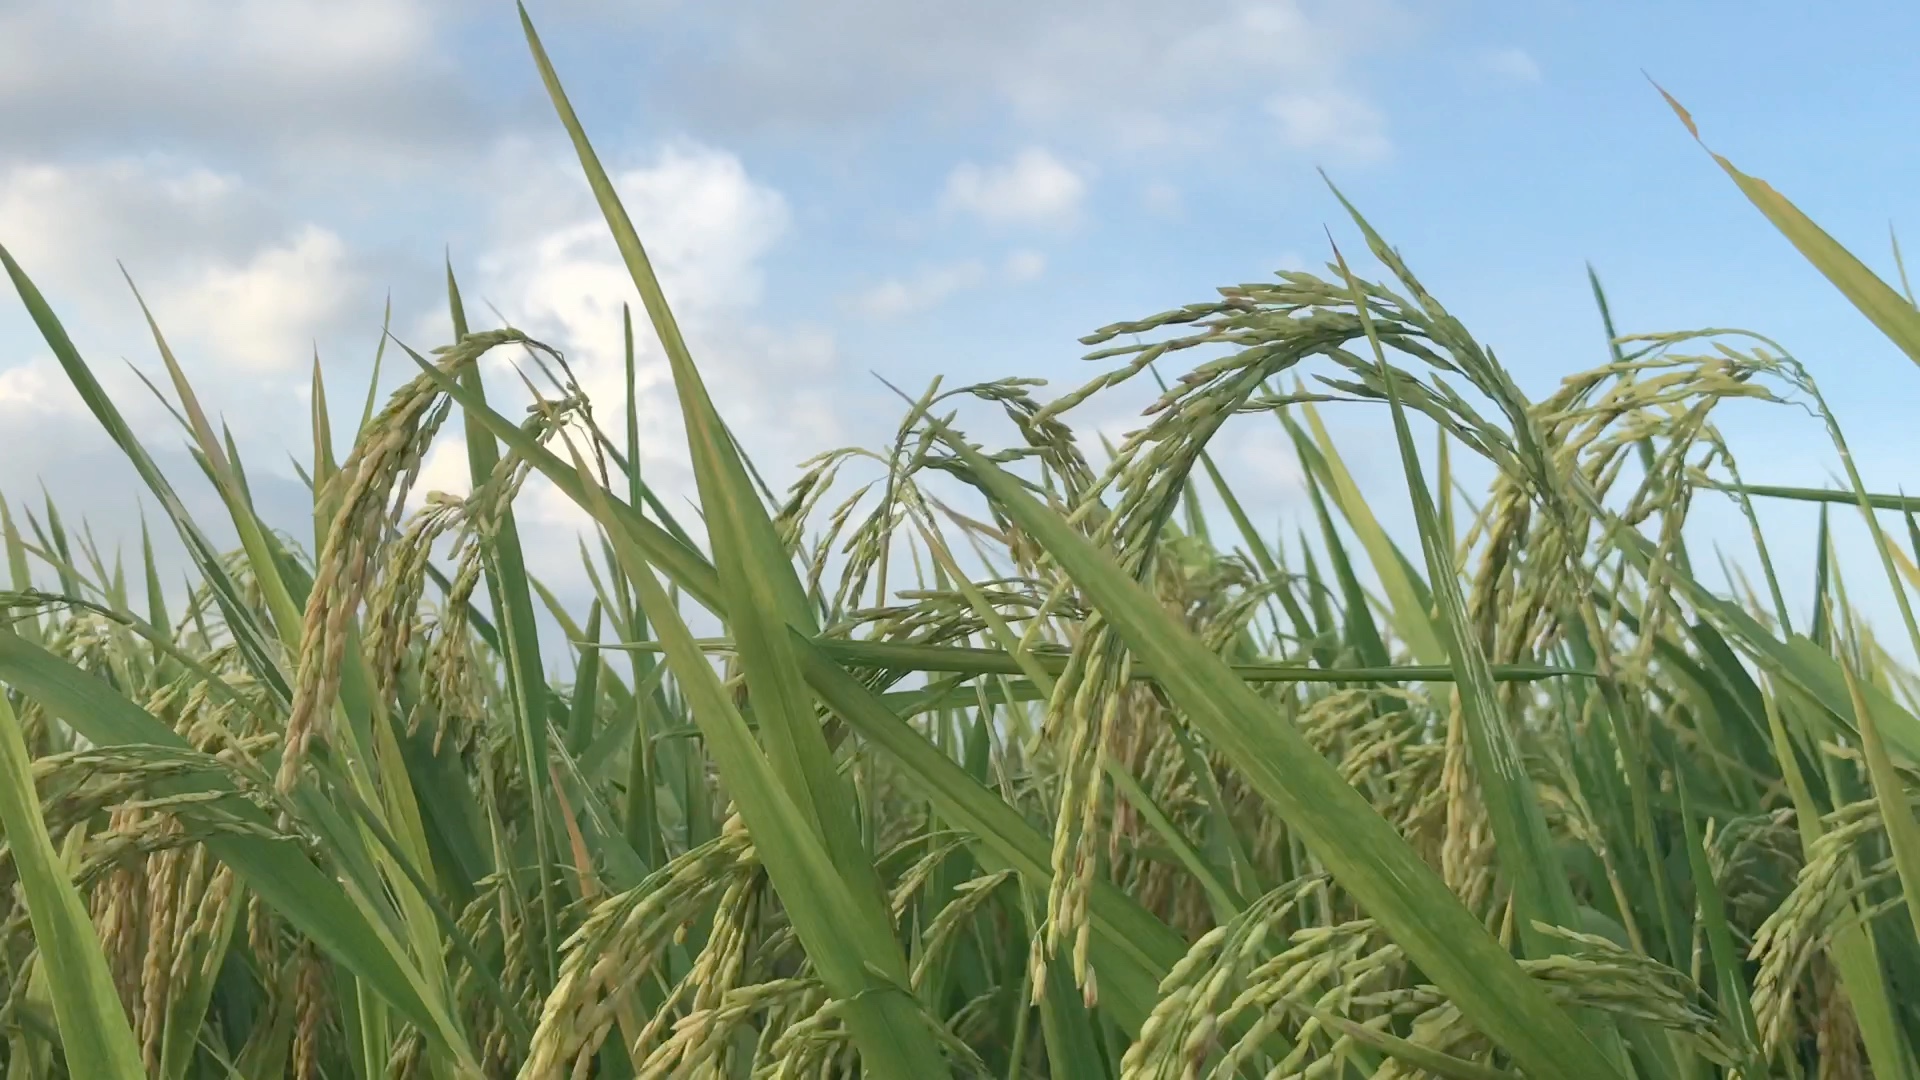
[0,36,1915,1075]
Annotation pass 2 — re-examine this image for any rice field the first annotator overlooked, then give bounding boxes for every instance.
[3,11,1920,1079]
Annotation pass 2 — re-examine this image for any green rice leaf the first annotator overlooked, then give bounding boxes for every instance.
[919,414,1622,1080]
[1659,86,1920,368]
[0,680,143,1077]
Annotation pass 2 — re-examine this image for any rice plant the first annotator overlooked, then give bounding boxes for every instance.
[1,10,1918,1078]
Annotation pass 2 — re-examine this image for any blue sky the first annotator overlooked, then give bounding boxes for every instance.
[2,0,1917,644]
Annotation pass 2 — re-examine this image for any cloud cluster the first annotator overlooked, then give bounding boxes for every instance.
[1266,90,1392,164]
[408,140,850,581]
[0,0,481,167]
[649,0,1403,156]
[941,149,1088,228]
[0,156,382,403]
[0,137,841,594]
[0,151,399,598]
[850,249,1047,318]
[1482,47,1543,83]
[0,0,1434,598]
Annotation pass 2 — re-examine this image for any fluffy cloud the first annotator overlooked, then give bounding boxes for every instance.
[1267,90,1391,164]
[0,159,255,295]
[850,249,1048,318]
[941,149,1088,227]
[485,142,790,323]
[0,152,397,596]
[1140,181,1184,217]
[0,0,481,168]
[0,157,381,381]
[149,226,360,373]
[647,0,1403,154]
[459,140,844,577]
[0,0,1411,605]
[1483,48,1543,83]
[1003,249,1047,282]
[0,357,76,415]
[0,135,835,596]
[852,260,989,318]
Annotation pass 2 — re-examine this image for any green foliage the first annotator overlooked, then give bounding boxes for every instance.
[0,14,1916,1079]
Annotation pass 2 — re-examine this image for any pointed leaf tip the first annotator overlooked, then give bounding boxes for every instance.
[1649,79,1701,140]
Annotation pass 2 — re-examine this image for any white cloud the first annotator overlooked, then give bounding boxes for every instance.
[1267,90,1391,164]
[1003,249,1047,282]
[412,436,475,502]
[484,140,789,322]
[0,158,379,380]
[0,158,254,293]
[0,0,1410,607]
[1483,47,1542,83]
[0,150,404,591]
[470,140,845,578]
[0,0,476,167]
[852,260,989,318]
[0,357,78,415]
[654,0,1405,155]
[941,149,1088,227]
[151,226,359,373]
[1141,180,1183,216]
[850,250,1047,319]
[1214,422,1306,501]
[0,135,838,601]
